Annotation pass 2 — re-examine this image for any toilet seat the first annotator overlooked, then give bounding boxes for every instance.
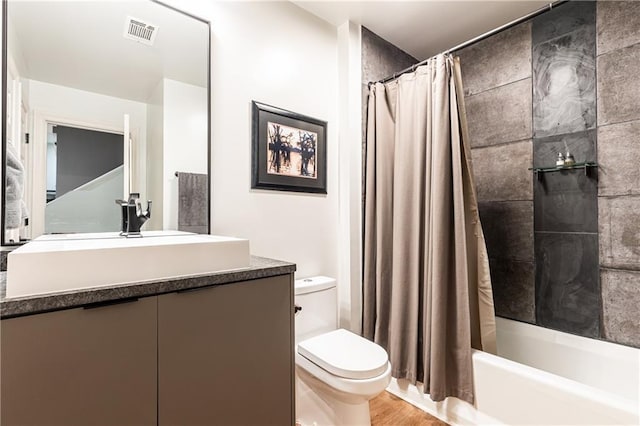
[298,329,389,380]
[296,352,392,400]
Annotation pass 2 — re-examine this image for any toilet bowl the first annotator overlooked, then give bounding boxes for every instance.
[294,277,391,426]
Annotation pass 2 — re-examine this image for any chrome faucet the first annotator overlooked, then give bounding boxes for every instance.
[115,193,152,237]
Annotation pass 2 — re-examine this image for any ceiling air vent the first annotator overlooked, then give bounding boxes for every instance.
[123,16,158,46]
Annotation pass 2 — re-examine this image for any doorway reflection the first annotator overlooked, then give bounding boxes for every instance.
[45,124,124,234]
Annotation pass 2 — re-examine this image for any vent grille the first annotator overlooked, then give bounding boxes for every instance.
[123,16,158,46]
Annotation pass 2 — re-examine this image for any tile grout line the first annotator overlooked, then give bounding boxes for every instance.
[477,199,533,204]
[464,75,531,99]
[534,231,599,235]
[596,37,640,58]
[470,138,532,151]
[596,116,640,130]
[478,199,534,203]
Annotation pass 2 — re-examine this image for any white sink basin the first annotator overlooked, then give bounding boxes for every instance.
[6,231,250,298]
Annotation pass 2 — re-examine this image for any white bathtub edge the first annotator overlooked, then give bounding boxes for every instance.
[386,349,639,425]
[473,350,639,422]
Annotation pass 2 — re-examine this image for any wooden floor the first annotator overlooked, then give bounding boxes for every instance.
[370,391,448,426]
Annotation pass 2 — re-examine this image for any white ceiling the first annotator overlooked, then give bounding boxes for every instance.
[8,1,209,103]
[9,1,550,102]
[293,0,550,60]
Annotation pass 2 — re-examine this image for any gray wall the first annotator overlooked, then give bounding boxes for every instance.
[361,27,417,92]
[55,126,123,197]
[459,1,640,348]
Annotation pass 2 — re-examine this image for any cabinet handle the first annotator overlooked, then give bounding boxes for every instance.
[83,297,139,310]
[294,305,302,315]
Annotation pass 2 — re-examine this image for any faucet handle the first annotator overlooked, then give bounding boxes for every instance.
[143,200,152,219]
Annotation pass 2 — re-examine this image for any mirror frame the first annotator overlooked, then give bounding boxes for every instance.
[1,0,211,245]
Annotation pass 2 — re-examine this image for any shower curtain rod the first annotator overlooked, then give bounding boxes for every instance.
[369,0,568,86]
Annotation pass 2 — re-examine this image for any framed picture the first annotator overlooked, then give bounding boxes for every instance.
[251,101,327,194]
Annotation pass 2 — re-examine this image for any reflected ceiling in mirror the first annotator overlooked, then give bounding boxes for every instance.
[2,0,210,245]
[10,0,208,102]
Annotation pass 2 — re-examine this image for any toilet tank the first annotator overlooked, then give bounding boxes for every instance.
[295,276,337,343]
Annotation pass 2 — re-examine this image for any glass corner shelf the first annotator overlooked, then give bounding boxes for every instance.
[528,162,598,180]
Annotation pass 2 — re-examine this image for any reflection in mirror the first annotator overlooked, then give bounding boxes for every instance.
[2,0,210,244]
[45,124,124,234]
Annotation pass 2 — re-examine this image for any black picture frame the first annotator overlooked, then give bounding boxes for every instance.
[251,101,327,194]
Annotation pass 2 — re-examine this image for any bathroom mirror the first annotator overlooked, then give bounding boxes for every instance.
[1,0,210,245]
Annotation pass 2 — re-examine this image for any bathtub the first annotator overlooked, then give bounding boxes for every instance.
[386,317,640,425]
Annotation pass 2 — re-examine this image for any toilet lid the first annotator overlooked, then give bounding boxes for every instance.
[297,329,389,380]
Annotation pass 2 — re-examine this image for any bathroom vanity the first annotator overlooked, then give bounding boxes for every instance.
[0,256,296,425]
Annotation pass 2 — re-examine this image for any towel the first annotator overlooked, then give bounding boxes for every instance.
[177,172,208,234]
[5,143,29,229]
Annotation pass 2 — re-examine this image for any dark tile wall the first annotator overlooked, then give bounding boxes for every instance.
[595,1,640,348]
[460,21,536,325]
[533,131,598,234]
[458,23,532,96]
[460,1,640,348]
[601,268,640,346]
[533,31,596,137]
[489,259,536,322]
[596,0,640,55]
[479,201,533,262]
[361,27,418,84]
[532,130,596,169]
[599,196,640,270]
[597,43,640,126]
[361,1,640,348]
[465,80,532,147]
[535,232,600,337]
[361,26,417,140]
[598,120,640,196]
[531,2,600,338]
[471,141,533,202]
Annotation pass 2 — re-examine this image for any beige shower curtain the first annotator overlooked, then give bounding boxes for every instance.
[363,54,496,404]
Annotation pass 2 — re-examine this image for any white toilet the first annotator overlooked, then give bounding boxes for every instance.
[294,276,391,426]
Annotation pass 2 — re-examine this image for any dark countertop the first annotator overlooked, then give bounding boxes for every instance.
[0,256,295,319]
[0,246,14,272]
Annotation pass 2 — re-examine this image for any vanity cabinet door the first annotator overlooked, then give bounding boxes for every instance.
[0,296,158,426]
[158,275,294,426]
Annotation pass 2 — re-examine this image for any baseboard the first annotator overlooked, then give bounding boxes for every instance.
[385,378,502,426]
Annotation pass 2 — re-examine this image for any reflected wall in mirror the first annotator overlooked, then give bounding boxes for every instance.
[2,0,210,245]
